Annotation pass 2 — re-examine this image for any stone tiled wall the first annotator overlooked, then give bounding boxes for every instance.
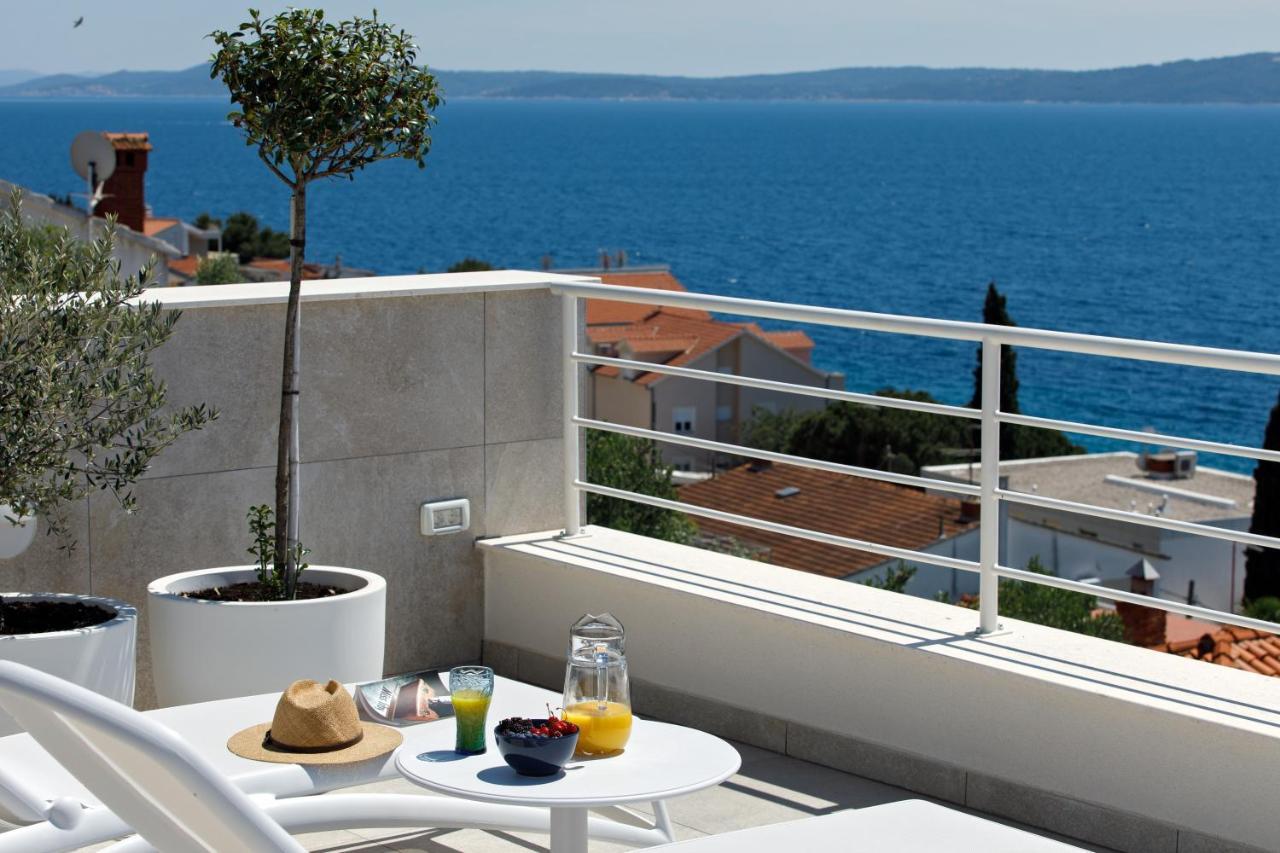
[1,287,566,708]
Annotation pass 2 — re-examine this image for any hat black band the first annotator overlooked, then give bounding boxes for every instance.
[262,729,365,754]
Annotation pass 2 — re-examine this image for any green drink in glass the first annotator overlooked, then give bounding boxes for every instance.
[450,666,493,755]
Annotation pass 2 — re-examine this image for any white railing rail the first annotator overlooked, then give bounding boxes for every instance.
[553,282,1280,636]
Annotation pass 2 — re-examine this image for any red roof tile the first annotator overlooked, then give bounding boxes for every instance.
[1154,626,1280,677]
[168,255,200,277]
[586,270,711,326]
[143,217,180,236]
[678,462,977,579]
[104,132,152,151]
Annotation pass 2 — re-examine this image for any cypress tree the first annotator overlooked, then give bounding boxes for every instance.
[969,281,1080,460]
[970,282,1021,457]
[1244,392,1280,603]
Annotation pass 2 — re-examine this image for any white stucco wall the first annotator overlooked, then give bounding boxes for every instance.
[0,181,178,285]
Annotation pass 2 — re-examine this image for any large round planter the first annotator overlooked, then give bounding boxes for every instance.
[0,593,137,736]
[147,566,386,707]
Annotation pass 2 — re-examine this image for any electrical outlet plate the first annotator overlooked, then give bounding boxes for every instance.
[420,498,470,536]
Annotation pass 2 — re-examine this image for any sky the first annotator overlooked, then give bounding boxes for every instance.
[6,1,1280,77]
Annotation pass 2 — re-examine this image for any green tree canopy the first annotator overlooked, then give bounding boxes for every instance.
[992,557,1124,640]
[745,391,973,475]
[205,211,290,263]
[447,258,494,273]
[0,194,215,543]
[585,430,695,544]
[195,253,242,285]
[1244,392,1280,602]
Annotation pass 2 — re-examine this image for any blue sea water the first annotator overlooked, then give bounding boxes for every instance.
[1,97,1278,471]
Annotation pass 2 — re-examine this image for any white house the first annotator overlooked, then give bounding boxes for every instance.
[920,451,1254,614]
[0,179,182,285]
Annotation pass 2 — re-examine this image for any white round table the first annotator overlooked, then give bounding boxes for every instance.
[395,717,741,853]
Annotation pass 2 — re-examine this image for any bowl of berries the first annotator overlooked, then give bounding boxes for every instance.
[494,710,580,777]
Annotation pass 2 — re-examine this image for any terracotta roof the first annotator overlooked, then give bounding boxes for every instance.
[621,337,699,356]
[245,257,326,280]
[143,217,180,236]
[168,255,200,277]
[1154,626,1280,677]
[586,270,711,326]
[762,329,814,351]
[104,132,152,151]
[590,311,742,385]
[679,462,977,579]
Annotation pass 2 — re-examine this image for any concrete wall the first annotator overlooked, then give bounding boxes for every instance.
[483,527,1280,852]
[0,278,569,708]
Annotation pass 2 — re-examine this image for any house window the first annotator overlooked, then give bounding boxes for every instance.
[673,406,696,434]
[716,405,732,422]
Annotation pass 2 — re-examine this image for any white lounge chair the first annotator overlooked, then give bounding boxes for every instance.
[0,663,673,852]
[647,800,1088,852]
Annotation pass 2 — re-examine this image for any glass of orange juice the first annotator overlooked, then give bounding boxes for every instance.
[450,666,493,755]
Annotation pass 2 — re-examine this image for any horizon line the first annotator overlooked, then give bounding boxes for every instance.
[9,49,1278,81]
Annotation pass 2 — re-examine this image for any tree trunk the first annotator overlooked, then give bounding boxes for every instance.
[275,183,306,598]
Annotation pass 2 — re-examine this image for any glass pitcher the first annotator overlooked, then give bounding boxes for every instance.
[561,612,632,756]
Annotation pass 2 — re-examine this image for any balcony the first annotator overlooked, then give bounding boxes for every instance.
[2,271,1278,852]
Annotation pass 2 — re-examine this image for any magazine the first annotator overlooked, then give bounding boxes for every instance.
[355,669,454,727]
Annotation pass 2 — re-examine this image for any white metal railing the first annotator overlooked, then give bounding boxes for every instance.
[552,281,1280,636]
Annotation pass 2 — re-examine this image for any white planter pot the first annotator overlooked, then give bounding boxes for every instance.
[0,593,137,736]
[147,566,386,707]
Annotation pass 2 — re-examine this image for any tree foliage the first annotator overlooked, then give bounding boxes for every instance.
[585,430,695,544]
[447,258,494,273]
[197,211,290,263]
[211,9,441,191]
[1244,392,1280,602]
[992,557,1125,640]
[211,7,441,598]
[863,561,917,592]
[970,281,1081,460]
[195,253,243,285]
[0,193,215,543]
[745,391,973,475]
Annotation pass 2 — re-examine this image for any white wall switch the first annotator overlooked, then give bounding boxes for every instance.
[420,498,470,536]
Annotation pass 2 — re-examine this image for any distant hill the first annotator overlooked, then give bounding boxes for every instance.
[3,53,1280,103]
[0,69,40,87]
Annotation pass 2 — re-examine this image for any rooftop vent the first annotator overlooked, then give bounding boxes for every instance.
[1138,449,1197,480]
[775,486,800,499]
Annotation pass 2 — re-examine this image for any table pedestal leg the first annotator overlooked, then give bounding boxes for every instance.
[549,806,589,853]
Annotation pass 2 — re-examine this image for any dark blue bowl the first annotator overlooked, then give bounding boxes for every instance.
[494,719,579,777]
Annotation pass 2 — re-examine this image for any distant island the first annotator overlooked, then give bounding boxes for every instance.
[3,53,1280,103]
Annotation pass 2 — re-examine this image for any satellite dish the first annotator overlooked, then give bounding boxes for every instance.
[70,131,116,185]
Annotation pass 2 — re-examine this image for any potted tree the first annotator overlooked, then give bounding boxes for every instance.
[147,8,442,705]
[0,195,214,732]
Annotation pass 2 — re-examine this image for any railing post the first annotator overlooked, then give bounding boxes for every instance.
[979,337,1001,634]
[562,294,583,537]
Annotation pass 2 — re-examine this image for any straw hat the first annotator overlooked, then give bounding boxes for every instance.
[227,679,402,765]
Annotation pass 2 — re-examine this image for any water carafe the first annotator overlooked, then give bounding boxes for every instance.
[561,612,632,756]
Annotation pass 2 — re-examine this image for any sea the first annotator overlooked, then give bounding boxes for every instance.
[2,97,1278,473]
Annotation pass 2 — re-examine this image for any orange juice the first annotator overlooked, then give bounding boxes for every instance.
[564,701,632,755]
[451,689,491,753]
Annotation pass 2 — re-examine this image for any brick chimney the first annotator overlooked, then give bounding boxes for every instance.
[1114,558,1165,646]
[95,133,151,233]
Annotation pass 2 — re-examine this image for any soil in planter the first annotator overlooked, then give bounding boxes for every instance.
[182,581,346,603]
[0,600,116,635]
